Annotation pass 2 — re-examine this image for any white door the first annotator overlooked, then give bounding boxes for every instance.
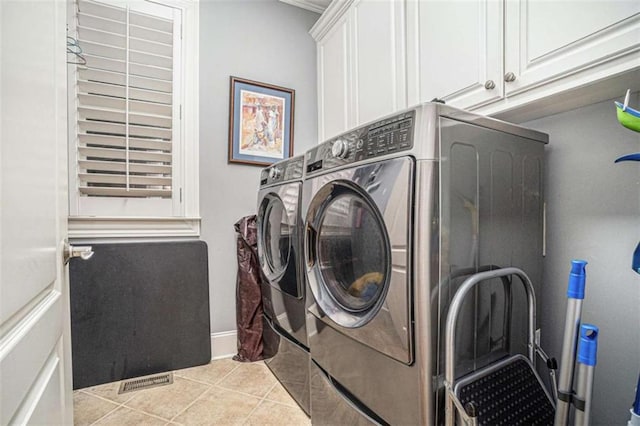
[317,14,350,142]
[351,0,406,126]
[417,0,503,109]
[1,1,74,424]
[504,0,640,96]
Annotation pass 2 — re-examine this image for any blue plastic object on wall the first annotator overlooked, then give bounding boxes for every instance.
[634,374,640,416]
[633,242,640,275]
[615,153,640,163]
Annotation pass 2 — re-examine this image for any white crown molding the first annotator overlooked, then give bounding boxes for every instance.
[279,0,326,14]
[309,0,356,41]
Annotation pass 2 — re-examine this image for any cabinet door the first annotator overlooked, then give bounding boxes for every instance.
[504,0,640,96]
[352,0,406,125]
[418,0,503,109]
[318,15,350,141]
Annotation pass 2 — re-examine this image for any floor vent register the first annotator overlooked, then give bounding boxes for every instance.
[118,372,174,394]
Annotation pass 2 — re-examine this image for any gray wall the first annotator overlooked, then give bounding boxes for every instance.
[199,1,319,334]
[524,95,640,425]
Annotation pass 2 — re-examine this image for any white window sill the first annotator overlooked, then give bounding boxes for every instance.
[68,216,201,240]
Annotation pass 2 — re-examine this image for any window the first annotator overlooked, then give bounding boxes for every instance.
[68,0,199,238]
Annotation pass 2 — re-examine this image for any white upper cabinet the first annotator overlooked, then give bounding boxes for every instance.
[352,0,406,125]
[317,14,350,141]
[312,0,407,141]
[503,0,640,96]
[417,0,504,109]
[314,0,639,127]
[415,0,640,117]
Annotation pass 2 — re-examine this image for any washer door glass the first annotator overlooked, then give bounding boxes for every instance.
[262,195,291,278]
[316,187,389,313]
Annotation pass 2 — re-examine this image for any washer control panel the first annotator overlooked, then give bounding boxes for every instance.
[306,110,415,175]
[260,156,304,186]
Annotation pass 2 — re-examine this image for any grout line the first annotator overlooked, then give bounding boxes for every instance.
[172,375,215,387]
[83,382,137,405]
[167,360,243,423]
[214,382,276,401]
[116,404,174,423]
[79,390,124,406]
[243,381,280,422]
[80,361,292,426]
[167,383,213,423]
[88,401,126,426]
[118,376,211,423]
[263,381,279,401]
[175,362,240,387]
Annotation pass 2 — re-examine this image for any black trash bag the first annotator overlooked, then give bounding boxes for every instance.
[232,215,265,362]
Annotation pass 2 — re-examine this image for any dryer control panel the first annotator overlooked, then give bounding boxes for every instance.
[260,156,304,186]
[306,110,415,175]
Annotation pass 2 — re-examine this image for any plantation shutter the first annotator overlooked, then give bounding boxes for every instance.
[75,0,175,198]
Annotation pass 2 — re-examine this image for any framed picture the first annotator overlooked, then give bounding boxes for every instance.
[228,76,295,166]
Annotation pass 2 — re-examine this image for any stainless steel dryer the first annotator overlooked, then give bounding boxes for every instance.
[302,103,548,425]
[256,155,309,415]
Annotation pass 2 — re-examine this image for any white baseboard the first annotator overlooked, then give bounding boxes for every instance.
[210,330,237,360]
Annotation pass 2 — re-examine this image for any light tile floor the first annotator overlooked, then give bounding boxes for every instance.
[73,358,311,426]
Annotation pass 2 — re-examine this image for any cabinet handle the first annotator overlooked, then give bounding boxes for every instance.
[484,80,496,90]
[504,72,517,83]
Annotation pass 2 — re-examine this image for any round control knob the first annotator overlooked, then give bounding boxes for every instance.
[269,167,281,179]
[331,139,349,159]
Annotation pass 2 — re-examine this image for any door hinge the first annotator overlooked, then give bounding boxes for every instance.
[179,104,182,120]
[180,187,183,203]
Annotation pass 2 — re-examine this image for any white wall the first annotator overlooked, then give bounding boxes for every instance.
[199,0,319,335]
[524,95,640,425]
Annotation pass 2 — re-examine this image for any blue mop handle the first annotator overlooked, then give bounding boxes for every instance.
[555,260,588,426]
[574,324,599,426]
[567,259,588,299]
[576,324,599,366]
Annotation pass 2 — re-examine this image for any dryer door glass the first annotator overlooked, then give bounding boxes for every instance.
[261,195,292,280]
[317,189,389,312]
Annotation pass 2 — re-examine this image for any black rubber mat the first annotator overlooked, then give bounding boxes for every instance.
[69,241,211,389]
[456,355,555,425]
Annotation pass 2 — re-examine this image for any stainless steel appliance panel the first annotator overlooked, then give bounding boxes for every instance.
[304,157,413,364]
[263,316,310,415]
[310,360,383,426]
[431,117,545,424]
[309,314,422,425]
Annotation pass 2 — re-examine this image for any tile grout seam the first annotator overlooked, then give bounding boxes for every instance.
[167,363,242,423]
[81,361,301,425]
[84,387,128,426]
[84,392,170,426]
[242,380,280,422]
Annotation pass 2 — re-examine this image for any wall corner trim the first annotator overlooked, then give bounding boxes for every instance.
[210,330,237,360]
